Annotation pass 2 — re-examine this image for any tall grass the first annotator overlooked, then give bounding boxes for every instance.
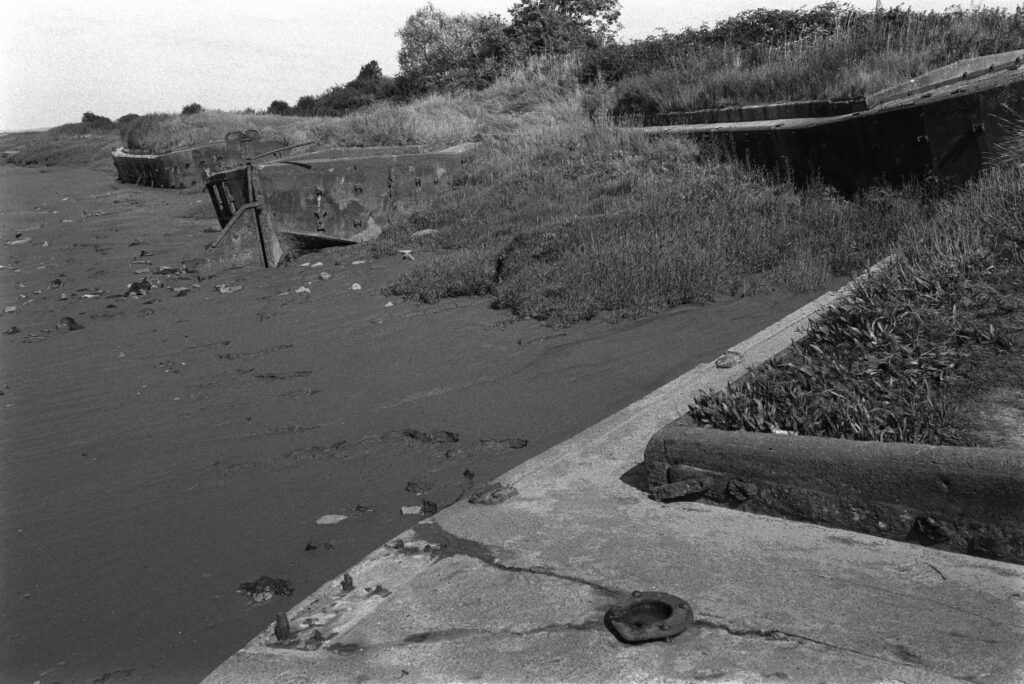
[614,5,1024,117]
[381,117,923,325]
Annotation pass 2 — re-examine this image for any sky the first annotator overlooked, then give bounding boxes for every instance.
[1,0,1019,131]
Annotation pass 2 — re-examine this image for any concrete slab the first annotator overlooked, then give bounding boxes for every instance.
[205,271,1024,683]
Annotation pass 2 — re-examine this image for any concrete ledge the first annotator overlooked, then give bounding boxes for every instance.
[645,422,1024,563]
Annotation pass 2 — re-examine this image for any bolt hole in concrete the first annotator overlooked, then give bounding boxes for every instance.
[606,591,693,643]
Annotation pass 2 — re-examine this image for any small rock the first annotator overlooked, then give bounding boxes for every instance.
[398,250,414,261]
[3,326,19,335]
[310,262,324,268]
[341,573,355,591]
[351,283,361,291]
[3,306,16,314]
[125,278,153,297]
[319,272,331,281]
[5,237,31,245]
[411,229,438,238]
[400,506,422,516]
[351,260,366,265]
[469,483,518,505]
[172,287,190,297]
[384,301,393,307]
[295,285,311,294]
[304,542,318,551]
[420,499,438,516]
[216,284,242,295]
[714,351,743,369]
[315,514,348,525]
[56,316,84,332]
[48,278,63,289]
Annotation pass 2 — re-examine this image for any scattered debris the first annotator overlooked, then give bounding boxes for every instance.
[48,278,63,289]
[3,326,19,335]
[217,284,243,295]
[274,613,291,641]
[295,286,311,294]
[56,317,84,332]
[319,272,332,281]
[367,585,392,598]
[421,499,438,516]
[3,306,16,314]
[714,351,743,369]
[125,278,153,297]
[405,481,430,494]
[469,483,519,505]
[6,237,31,246]
[479,438,528,450]
[404,428,459,443]
[315,514,348,525]
[238,576,294,603]
[399,250,414,261]
[305,543,318,551]
[172,287,190,297]
[351,260,366,265]
[310,262,324,268]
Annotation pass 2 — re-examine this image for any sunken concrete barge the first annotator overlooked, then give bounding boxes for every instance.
[645,50,1024,194]
[203,142,475,268]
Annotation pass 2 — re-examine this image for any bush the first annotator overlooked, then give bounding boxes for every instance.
[181,102,203,115]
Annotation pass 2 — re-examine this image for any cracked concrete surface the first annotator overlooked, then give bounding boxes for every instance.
[205,279,1024,684]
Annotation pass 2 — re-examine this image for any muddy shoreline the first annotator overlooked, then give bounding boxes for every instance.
[0,164,829,682]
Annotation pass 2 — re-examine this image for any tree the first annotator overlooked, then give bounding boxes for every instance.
[397,4,510,93]
[354,60,383,82]
[267,100,290,116]
[507,0,621,54]
[181,102,203,115]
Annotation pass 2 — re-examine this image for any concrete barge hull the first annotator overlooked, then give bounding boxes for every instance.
[204,143,474,267]
[647,51,1024,193]
[111,137,290,189]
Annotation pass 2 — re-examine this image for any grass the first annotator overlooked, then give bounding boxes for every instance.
[379,117,923,325]
[1,127,120,168]
[119,57,585,152]
[613,5,1024,118]
[689,162,1024,445]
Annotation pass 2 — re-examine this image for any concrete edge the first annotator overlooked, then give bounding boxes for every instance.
[203,257,894,679]
[644,424,1024,563]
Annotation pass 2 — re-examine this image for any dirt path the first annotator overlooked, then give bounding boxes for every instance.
[0,164,830,683]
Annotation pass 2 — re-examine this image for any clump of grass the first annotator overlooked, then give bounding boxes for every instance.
[380,118,922,325]
[689,163,1024,444]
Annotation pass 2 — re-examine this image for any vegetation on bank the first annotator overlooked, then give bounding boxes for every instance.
[378,118,921,325]
[690,161,1024,445]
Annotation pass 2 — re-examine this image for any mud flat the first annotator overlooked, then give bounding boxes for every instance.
[0,163,834,682]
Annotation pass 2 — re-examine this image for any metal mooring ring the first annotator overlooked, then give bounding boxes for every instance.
[605,591,694,643]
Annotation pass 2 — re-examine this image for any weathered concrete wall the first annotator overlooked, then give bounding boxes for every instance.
[654,98,866,126]
[645,421,1024,563]
[205,143,475,256]
[111,138,289,188]
[647,57,1024,194]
